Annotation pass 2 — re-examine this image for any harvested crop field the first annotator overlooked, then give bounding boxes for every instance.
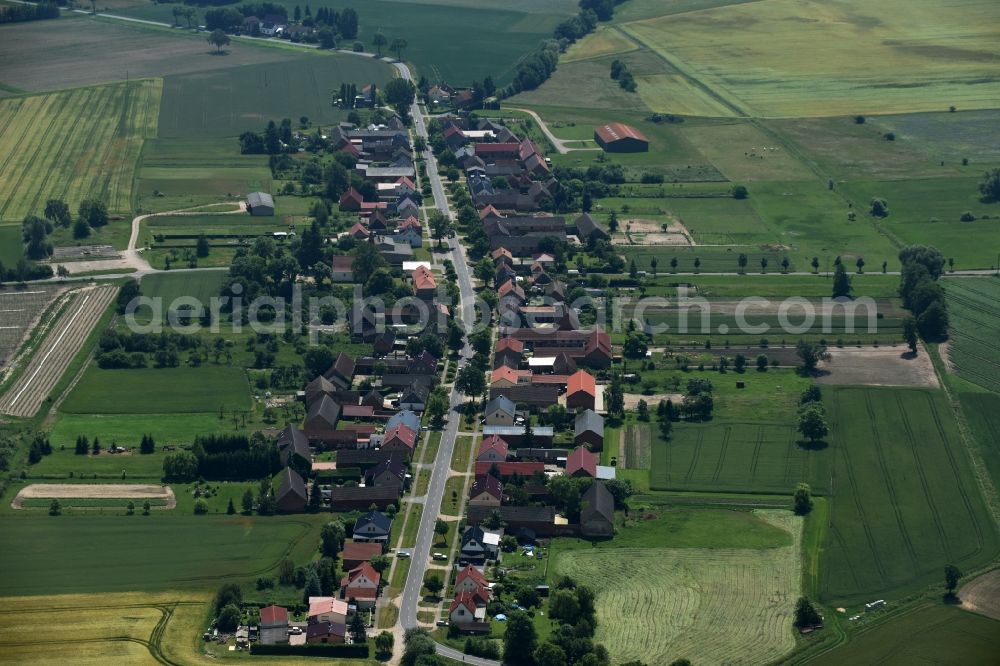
[0,285,65,371]
[959,569,1000,621]
[816,347,938,388]
[0,79,160,221]
[554,511,802,666]
[0,285,117,418]
[11,484,176,509]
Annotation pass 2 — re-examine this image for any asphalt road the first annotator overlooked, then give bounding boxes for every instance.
[391,63,499,665]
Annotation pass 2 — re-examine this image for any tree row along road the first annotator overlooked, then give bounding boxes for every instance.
[0,285,117,418]
[391,63,500,665]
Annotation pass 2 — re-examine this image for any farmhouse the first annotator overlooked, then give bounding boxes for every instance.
[566,370,597,411]
[247,191,275,216]
[574,409,604,450]
[594,123,649,152]
[580,481,614,537]
[276,424,312,472]
[275,467,307,512]
[566,446,598,478]
[259,605,289,645]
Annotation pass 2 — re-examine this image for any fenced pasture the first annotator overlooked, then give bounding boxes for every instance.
[945,278,1000,393]
[0,80,160,221]
[60,366,251,415]
[619,0,1000,117]
[158,55,393,138]
[804,604,1000,666]
[820,387,1000,605]
[554,511,802,666]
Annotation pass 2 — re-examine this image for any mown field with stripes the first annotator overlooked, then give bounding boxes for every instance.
[944,277,1000,393]
[0,79,160,221]
[554,511,802,666]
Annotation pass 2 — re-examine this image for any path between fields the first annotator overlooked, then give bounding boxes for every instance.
[60,202,247,275]
[11,483,176,509]
[506,107,601,154]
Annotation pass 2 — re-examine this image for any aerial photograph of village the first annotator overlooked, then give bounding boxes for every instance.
[0,0,998,664]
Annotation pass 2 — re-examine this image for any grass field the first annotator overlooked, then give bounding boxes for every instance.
[0,225,21,265]
[157,55,393,138]
[0,79,160,221]
[0,16,298,93]
[554,511,802,666]
[618,0,1000,117]
[839,178,1000,268]
[115,0,569,86]
[820,387,1000,605]
[60,366,251,414]
[804,604,1000,666]
[959,392,1000,495]
[0,516,316,595]
[139,271,229,310]
[944,278,1000,392]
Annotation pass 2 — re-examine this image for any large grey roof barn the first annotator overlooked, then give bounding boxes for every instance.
[247,191,275,216]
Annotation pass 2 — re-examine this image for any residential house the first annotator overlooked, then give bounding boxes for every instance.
[394,225,423,248]
[381,423,417,455]
[580,481,615,537]
[566,370,597,411]
[385,409,420,432]
[339,187,365,211]
[477,434,509,463]
[454,564,491,600]
[259,605,289,645]
[347,222,370,240]
[305,622,347,644]
[484,395,516,427]
[340,562,380,608]
[308,597,348,626]
[364,456,407,490]
[276,424,312,473]
[574,409,604,450]
[460,524,500,563]
[449,590,489,630]
[353,510,393,543]
[399,380,430,412]
[468,474,502,507]
[491,366,529,389]
[412,265,437,299]
[342,541,383,570]
[566,446,598,478]
[275,467,307,512]
[331,255,355,282]
[303,375,337,407]
[493,337,524,369]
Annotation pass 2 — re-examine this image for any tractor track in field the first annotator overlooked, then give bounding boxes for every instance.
[711,425,731,482]
[840,445,888,580]
[864,391,919,568]
[926,393,987,558]
[896,392,952,561]
[749,425,764,479]
[0,285,116,418]
[683,428,704,482]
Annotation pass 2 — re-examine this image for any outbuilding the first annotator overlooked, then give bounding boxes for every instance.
[593,123,649,153]
[247,191,275,216]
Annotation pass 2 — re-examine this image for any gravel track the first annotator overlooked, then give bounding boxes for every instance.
[0,284,117,417]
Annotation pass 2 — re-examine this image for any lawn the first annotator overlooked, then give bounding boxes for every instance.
[0,79,160,222]
[553,511,802,666]
[157,55,394,138]
[0,515,316,595]
[60,366,251,414]
[944,278,1000,392]
[618,0,1000,117]
[820,386,1000,605]
[139,271,229,311]
[803,604,1000,666]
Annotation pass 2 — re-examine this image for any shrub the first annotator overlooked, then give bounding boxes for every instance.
[960,211,976,222]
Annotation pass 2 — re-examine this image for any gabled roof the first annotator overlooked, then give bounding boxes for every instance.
[455,564,488,589]
[485,395,516,417]
[450,589,479,616]
[481,205,504,222]
[574,213,609,240]
[260,605,288,626]
[277,467,307,501]
[308,597,348,618]
[383,423,417,449]
[474,461,545,477]
[584,329,613,359]
[342,541,383,564]
[304,375,337,404]
[566,446,598,478]
[355,510,392,533]
[497,281,525,301]
[491,366,527,386]
[474,142,520,155]
[412,265,436,291]
[386,410,420,432]
[400,380,430,403]
[581,480,614,523]
[332,255,355,271]
[365,456,407,484]
[343,561,380,588]
[305,394,341,430]
[277,424,310,464]
[477,434,509,460]
[594,122,649,144]
[470,474,502,500]
[567,370,596,397]
[399,215,422,230]
[574,409,604,437]
[494,337,524,354]
[340,187,364,206]
[326,352,355,386]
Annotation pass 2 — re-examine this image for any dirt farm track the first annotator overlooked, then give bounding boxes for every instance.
[11,484,176,509]
[0,284,117,418]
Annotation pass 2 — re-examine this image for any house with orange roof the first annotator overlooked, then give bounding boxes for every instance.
[491,365,529,388]
[412,265,437,299]
[566,370,597,410]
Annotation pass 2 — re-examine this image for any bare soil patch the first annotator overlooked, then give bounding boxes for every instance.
[623,392,683,410]
[12,484,176,509]
[815,346,939,388]
[959,570,1000,621]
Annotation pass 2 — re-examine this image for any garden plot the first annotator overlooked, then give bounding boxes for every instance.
[0,285,65,371]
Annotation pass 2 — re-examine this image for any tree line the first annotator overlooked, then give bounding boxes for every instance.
[163,433,281,482]
[0,2,60,24]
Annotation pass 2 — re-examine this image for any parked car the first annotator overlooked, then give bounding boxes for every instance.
[432,552,447,561]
